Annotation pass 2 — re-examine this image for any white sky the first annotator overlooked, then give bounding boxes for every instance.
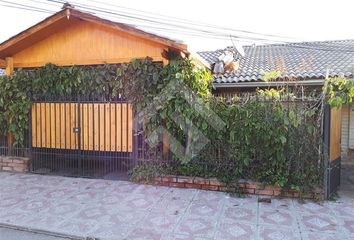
[0,0,354,52]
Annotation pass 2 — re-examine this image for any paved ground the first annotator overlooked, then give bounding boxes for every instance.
[339,164,354,198]
[0,172,354,240]
[0,226,75,240]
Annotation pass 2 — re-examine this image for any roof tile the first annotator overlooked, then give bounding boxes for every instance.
[197,40,354,84]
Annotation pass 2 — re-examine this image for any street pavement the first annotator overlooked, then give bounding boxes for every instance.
[0,172,354,240]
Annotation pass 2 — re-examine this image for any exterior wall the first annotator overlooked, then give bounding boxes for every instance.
[0,156,30,172]
[342,106,350,156]
[11,20,168,68]
[342,104,354,164]
[349,105,354,150]
[212,85,322,99]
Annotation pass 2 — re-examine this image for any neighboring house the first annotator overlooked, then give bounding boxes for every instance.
[197,40,354,164]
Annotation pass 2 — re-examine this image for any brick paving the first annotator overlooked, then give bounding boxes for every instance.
[0,172,353,240]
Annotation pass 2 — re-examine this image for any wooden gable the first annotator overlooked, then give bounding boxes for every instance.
[0,8,188,69]
[11,20,170,68]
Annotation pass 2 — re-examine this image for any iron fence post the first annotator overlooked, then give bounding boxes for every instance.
[77,95,82,176]
[28,99,33,171]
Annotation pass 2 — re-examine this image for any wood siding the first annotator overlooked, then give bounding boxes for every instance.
[330,107,342,161]
[12,20,168,68]
[31,102,133,152]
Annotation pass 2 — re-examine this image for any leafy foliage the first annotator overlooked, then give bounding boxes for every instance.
[261,70,282,82]
[326,77,354,108]
[0,57,210,147]
[0,58,162,146]
[129,162,169,183]
[171,94,323,191]
[0,59,326,193]
[0,73,31,145]
[120,58,213,154]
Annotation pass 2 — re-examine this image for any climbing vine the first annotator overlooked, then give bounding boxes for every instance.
[0,58,163,146]
[325,77,354,108]
[0,73,31,146]
[0,59,337,193]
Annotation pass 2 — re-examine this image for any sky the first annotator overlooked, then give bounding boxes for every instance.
[0,0,353,52]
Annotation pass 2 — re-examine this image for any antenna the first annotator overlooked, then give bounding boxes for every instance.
[230,35,245,57]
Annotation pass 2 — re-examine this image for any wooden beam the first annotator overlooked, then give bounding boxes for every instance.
[5,57,14,76]
[162,130,170,155]
[162,58,169,66]
[12,56,167,68]
[0,58,5,67]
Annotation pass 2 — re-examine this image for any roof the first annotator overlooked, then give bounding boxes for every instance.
[0,7,188,66]
[197,40,354,86]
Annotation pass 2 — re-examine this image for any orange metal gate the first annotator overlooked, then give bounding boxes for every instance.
[31,102,133,152]
[30,97,135,177]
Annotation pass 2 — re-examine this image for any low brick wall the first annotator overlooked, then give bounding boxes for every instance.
[0,156,30,173]
[152,175,324,200]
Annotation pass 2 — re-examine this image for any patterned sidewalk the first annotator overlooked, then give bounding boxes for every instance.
[0,172,353,240]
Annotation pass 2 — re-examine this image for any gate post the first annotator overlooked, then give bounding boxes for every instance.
[76,95,82,176]
[28,100,33,171]
[132,111,138,168]
[323,105,330,199]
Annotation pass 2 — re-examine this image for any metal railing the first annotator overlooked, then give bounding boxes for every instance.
[0,134,30,158]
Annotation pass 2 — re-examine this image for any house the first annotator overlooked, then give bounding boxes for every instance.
[197,40,354,164]
[0,6,187,177]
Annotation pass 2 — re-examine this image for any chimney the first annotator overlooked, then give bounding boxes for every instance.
[62,2,74,9]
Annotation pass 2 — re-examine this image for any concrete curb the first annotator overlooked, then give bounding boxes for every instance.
[0,223,88,240]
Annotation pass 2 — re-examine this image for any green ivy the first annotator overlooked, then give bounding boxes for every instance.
[0,58,326,193]
[0,58,163,146]
[326,77,354,108]
[0,72,31,145]
[0,57,209,147]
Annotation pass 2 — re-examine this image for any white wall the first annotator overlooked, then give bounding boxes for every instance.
[341,106,350,154]
[349,104,354,149]
[342,103,354,164]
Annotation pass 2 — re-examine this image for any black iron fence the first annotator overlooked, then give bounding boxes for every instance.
[0,134,30,158]
[131,94,327,193]
[0,93,331,196]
